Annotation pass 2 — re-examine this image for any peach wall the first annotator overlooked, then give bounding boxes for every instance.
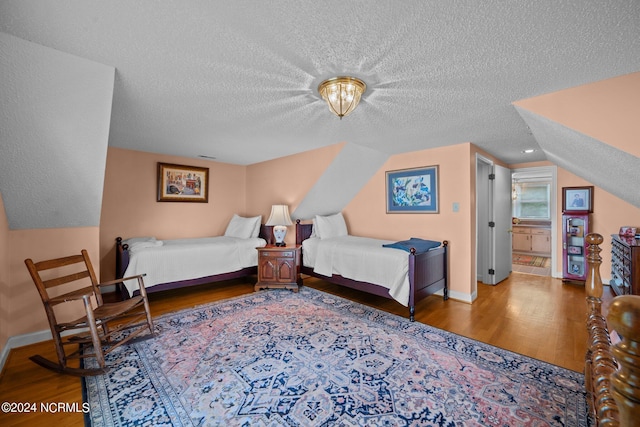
[246,142,345,245]
[7,227,100,338]
[556,168,640,278]
[344,144,475,299]
[247,141,481,300]
[99,147,248,281]
[510,160,554,170]
[0,194,10,356]
[247,141,502,301]
[514,72,640,157]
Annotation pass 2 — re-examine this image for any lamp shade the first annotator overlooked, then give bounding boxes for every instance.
[265,205,293,226]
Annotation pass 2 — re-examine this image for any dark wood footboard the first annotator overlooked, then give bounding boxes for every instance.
[408,243,449,319]
[115,225,271,299]
[295,220,448,321]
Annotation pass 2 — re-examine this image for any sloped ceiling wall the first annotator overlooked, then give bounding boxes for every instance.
[293,143,389,220]
[0,33,114,229]
[515,107,640,208]
[514,72,640,209]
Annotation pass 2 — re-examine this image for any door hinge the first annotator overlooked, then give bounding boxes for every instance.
[488,268,495,275]
[488,221,495,227]
[488,173,495,180]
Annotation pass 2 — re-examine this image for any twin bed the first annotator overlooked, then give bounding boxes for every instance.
[116,212,448,320]
[115,214,270,299]
[294,214,448,320]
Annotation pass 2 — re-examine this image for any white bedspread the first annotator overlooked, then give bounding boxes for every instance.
[303,235,411,306]
[123,236,266,295]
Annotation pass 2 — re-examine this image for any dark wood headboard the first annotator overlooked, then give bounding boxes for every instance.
[258,224,272,245]
[295,219,313,245]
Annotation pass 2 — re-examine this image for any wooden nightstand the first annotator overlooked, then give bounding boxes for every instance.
[255,245,302,292]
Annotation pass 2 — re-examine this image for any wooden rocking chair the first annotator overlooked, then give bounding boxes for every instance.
[25,249,155,376]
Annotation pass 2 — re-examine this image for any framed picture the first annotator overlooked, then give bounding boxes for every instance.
[569,225,584,237]
[570,262,583,276]
[562,186,593,213]
[567,245,583,255]
[157,162,209,203]
[386,165,439,213]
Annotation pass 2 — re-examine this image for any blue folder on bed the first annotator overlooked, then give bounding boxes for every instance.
[382,237,441,254]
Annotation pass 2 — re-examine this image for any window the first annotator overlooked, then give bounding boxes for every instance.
[512,181,551,220]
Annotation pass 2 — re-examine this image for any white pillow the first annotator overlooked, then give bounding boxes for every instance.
[251,215,262,238]
[128,240,163,252]
[124,236,157,246]
[310,219,317,238]
[224,214,261,239]
[315,213,348,239]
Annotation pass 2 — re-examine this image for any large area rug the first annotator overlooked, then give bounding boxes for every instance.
[83,287,590,426]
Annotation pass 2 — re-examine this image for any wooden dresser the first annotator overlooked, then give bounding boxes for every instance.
[610,234,640,296]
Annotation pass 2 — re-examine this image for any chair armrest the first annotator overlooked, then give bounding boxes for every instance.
[97,274,147,287]
[49,286,95,304]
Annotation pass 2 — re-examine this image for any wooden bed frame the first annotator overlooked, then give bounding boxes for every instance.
[295,220,448,321]
[115,225,272,299]
[584,233,640,426]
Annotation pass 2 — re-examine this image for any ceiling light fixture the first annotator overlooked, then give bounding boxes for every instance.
[318,76,366,119]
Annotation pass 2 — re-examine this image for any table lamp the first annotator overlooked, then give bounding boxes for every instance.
[266,205,293,246]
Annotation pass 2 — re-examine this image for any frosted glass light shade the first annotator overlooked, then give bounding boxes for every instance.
[318,76,366,119]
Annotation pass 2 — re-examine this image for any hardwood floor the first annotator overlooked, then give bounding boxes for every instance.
[0,272,614,426]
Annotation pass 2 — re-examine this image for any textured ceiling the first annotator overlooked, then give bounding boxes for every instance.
[1,1,639,166]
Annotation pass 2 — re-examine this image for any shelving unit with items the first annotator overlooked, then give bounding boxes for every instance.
[562,214,590,282]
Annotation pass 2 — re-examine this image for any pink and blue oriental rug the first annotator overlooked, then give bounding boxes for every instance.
[83,287,590,426]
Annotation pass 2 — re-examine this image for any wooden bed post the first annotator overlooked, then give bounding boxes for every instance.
[584,233,619,424]
[585,233,640,426]
[607,295,640,427]
[442,240,449,300]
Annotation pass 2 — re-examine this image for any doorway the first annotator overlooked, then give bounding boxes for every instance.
[511,166,557,277]
[476,155,512,286]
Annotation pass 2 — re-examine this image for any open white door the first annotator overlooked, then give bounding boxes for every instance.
[489,164,512,284]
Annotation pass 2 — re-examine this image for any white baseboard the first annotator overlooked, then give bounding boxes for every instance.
[0,329,53,373]
[441,288,475,304]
